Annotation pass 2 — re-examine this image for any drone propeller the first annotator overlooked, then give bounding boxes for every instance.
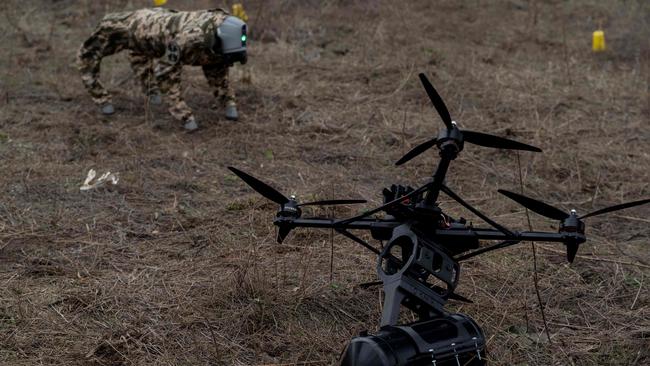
[498,189,650,221]
[497,190,569,221]
[498,189,650,262]
[579,199,650,219]
[396,74,541,166]
[461,131,542,152]
[419,73,453,130]
[228,167,289,205]
[228,167,366,207]
[228,167,367,243]
[395,137,439,166]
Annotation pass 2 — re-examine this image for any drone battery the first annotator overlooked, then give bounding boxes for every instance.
[340,313,486,366]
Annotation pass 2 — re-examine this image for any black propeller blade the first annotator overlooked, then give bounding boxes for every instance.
[499,189,650,263]
[499,189,650,221]
[497,189,569,220]
[462,130,542,152]
[419,73,452,130]
[395,130,542,165]
[395,137,438,166]
[396,74,541,165]
[228,167,289,205]
[229,167,366,207]
[579,198,650,219]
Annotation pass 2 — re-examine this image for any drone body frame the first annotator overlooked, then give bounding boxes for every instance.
[229,72,649,365]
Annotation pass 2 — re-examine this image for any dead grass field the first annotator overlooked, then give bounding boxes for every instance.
[1,0,649,365]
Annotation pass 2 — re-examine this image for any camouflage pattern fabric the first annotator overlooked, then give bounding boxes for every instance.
[77,8,236,123]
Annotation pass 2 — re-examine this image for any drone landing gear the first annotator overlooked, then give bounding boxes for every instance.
[378,224,460,326]
[339,224,488,366]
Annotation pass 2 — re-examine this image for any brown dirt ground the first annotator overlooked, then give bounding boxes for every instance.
[1,0,649,365]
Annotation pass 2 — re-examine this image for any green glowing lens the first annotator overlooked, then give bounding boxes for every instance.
[241,35,247,42]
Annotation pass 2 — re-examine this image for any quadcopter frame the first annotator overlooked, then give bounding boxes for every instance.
[229,72,649,343]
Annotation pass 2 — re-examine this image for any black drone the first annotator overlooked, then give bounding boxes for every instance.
[229,73,649,366]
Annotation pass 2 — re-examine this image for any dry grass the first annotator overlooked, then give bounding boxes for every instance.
[1,0,649,365]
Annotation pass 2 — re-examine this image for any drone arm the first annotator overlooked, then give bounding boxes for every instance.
[277,217,400,231]
[440,184,513,236]
[431,227,571,242]
[424,156,451,205]
[277,220,575,244]
[454,240,521,261]
[335,227,381,255]
[445,228,585,261]
[275,217,582,260]
[273,217,400,253]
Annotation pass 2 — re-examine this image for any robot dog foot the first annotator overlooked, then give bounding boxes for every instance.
[183,116,199,132]
[100,103,115,115]
[149,94,162,105]
[225,102,238,121]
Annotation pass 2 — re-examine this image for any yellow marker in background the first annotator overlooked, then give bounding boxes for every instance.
[232,3,249,22]
[592,30,606,52]
[153,0,167,6]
